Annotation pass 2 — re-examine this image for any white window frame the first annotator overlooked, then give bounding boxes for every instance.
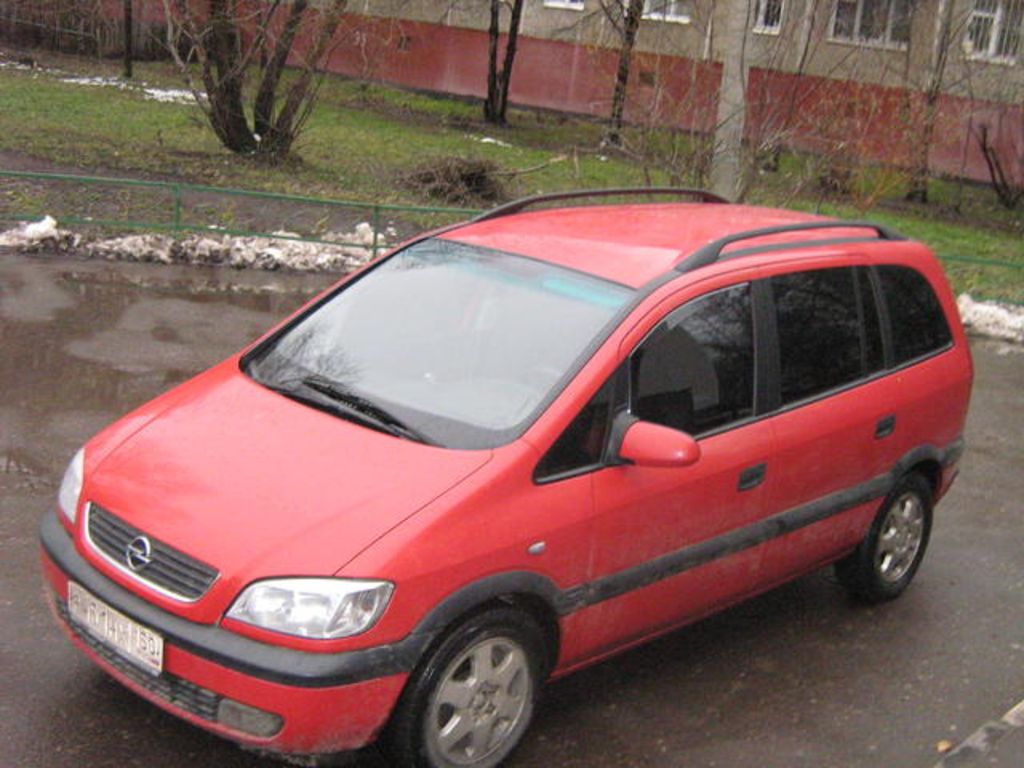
[641,0,692,23]
[829,0,911,48]
[543,0,585,10]
[964,0,1023,61]
[753,0,785,34]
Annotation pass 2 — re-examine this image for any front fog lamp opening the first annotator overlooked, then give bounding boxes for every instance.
[217,698,283,738]
[226,578,394,640]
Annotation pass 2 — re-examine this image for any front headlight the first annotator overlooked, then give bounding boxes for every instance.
[57,447,85,524]
[226,578,393,639]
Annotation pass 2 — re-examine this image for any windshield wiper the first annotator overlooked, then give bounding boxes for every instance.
[299,375,434,445]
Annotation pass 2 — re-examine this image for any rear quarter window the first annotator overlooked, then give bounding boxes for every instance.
[876,265,952,364]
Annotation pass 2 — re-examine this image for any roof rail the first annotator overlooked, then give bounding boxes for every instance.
[471,187,728,223]
[676,220,906,274]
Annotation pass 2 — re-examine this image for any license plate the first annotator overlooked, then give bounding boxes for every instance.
[68,582,164,676]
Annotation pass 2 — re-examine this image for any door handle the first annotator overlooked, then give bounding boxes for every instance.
[738,463,767,492]
[875,415,896,439]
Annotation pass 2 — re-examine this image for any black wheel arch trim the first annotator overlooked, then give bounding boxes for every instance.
[411,571,570,633]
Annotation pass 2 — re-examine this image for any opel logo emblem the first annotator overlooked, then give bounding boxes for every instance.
[125,536,153,572]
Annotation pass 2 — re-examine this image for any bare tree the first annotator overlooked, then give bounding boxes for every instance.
[976,122,1024,209]
[483,0,525,125]
[746,0,823,173]
[162,0,348,159]
[904,0,958,203]
[604,0,645,146]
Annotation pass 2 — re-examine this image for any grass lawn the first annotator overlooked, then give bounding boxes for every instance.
[0,50,1021,301]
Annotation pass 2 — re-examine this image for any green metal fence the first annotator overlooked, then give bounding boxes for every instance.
[1,169,1021,304]
[0,169,481,260]
[931,255,1024,306]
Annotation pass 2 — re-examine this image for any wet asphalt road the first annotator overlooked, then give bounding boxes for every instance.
[1,253,1021,768]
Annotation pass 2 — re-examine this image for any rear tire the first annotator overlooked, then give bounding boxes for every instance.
[383,607,547,768]
[835,473,933,603]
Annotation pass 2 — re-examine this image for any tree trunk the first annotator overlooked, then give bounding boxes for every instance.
[709,0,750,201]
[123,0,133,80]
[263,0,347,156]
[605,0,644,146]
[906,0,954,203]
[204,0,257,153]
[495,0,524,125]
[484,0,502,123]
[254,0,309,142]
[905,92,938,203]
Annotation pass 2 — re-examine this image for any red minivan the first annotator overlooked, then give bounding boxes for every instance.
[41,190,973,768]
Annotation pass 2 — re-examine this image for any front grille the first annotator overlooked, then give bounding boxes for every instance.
[87,503,219,601]
[56,598,221,721]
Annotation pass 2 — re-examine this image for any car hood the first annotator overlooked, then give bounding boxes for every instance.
[82,362,492,620]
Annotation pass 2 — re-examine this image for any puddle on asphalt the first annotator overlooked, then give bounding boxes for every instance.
[0,253,330,476]
[65,296,282,374]
[0,259,75,322]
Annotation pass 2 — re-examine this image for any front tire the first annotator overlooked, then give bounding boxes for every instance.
[384,607,547,768]
[835,473,933,603]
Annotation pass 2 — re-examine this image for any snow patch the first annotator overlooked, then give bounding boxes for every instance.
[475,136,513,148]
[0,60,34,72]
[57,74,195,105]
[0,218,382,273]
[60,75,124,88]
[141,87,195,104]
[958,294,1024,344]
[0,55,195,104]
[0,217,80,249]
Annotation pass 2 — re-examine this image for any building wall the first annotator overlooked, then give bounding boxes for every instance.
[15,0,1018,184]
[324,0,1021,183]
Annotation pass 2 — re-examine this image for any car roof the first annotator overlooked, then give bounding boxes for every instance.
[440,203,838,289]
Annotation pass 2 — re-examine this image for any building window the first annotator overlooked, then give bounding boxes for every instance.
[543,0,584,9]
[965,0,1023,60]
[831,0,911,46]
[642,0,692,23]
[753,0,784,33]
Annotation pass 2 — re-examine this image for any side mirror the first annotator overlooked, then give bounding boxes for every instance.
[619,420,701,468]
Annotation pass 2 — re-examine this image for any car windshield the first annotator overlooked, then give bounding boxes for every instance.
[244,238,633,449]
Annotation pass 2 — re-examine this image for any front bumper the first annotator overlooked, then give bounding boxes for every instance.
[39,511,412,756]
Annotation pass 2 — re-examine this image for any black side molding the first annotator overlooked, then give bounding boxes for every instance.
[557,437,964,612]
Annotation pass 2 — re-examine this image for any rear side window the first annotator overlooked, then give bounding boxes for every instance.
[632,284,754,435]
[876,265,952,364]
[773,268,865,404]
